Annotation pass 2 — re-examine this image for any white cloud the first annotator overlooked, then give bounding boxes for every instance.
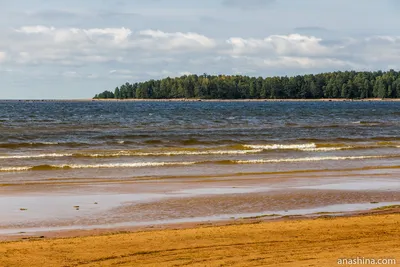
[227,34,330,56]
[16,25,56,34]
[227,37,272,55]
[267,34,329,56]
[138,30,216,51]
[6,26,217,66]
[16,25,132,44]
[3,26,400,82]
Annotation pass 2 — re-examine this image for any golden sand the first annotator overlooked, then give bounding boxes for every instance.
[0,213,399,267]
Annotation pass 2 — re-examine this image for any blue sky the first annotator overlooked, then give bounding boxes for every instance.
[0,0,400,99]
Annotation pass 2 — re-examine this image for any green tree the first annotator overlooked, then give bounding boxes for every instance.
[94,71,400,100]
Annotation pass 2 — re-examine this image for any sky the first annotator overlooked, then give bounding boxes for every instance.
[1,0,400,99]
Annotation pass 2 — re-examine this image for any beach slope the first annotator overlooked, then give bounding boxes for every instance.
[1,213,399,267]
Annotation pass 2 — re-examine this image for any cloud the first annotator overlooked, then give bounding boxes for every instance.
[222,0,276,10]
[16,26,132,44]
[7,26,217,66]
[0,52,6,63]
[108,69,138,80]
[4,25,400,84]
[16,25,56,34]
[224,33,400,72]
[138,30,216,51]
[227,34,330,56]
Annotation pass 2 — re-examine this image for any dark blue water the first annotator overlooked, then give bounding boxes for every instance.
[0,101,399,177]
[1,101,399,146]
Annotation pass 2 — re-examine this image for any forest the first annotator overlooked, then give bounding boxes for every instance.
[94,70,400,99]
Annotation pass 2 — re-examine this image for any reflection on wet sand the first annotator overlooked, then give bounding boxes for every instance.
[0,167,399,236]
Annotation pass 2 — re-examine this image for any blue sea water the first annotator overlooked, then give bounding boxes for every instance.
[0,100,399,179]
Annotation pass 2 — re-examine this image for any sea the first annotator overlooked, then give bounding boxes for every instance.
[1,101,400,184]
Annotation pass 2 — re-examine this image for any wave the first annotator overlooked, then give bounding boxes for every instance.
[297,137,400,143]
[243,143,348,152]
[0,153,72,159]
[234,155,393,164]
[0,149,263,160]
[0,142,59,149]
[0,142,90,149]
[2,141,399,160]
[177,139,240,146]
[351,121,386,126]
[2,154,398,172]
[78,149,263,158]
[243,142,400,152]
[0,162,197,172]
[244,143,317,150]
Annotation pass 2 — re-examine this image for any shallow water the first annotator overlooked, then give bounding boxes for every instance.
[1,201,399,236]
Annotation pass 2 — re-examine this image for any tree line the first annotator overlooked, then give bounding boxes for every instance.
[94,70,400,99]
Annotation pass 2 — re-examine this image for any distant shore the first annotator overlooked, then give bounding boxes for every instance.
[91,98,400,102]
[1,98,400,102]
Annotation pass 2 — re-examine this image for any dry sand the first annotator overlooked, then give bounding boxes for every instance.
[0,209,399,267]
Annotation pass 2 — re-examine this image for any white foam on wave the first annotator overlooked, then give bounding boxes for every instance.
[87,149,263,157]
[65,162,197,169]
[0,166,32,172]
[301,147,351,152]
[0,149,263,159]
[0,161,197,172]
[236,155,388,164]
[244,143,354,152]
[1,154,397,172]
[244,143,317,150]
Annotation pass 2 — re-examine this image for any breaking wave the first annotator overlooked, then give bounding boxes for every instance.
[1,142,399,160]
[0,162,197,172]
[243,143,350,151]
[1,154,398,172]
[235,155,393,164]
[0,149,263,160]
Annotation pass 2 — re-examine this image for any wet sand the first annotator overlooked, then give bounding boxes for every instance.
[0,211,399,267]
[0,168,400,237]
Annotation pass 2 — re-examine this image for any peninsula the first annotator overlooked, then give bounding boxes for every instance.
[94,70,400,100]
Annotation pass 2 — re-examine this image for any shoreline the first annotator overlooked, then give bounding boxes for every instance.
[1,204,399,242]
[1,98,400,102]
[1,168,400,240]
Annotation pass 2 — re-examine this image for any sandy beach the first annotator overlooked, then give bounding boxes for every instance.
[0,210,399,267]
